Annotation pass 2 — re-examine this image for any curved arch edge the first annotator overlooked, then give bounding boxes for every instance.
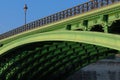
[0,31,120,55]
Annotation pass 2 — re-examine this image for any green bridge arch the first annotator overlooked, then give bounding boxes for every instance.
[0,31,120,80]
[0,31,120,54]
[0,0,120,79]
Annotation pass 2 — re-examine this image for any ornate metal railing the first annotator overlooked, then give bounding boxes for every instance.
[0,0,120,40]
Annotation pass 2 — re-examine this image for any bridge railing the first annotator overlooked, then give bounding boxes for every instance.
[0,0,120,40]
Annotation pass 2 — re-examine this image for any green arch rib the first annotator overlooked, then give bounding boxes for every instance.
[0,31,120,55]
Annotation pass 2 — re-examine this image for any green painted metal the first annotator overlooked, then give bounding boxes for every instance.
[0,41,117,80]
[0,1,120,41]
[0,1,120,80]
[0,31,120,55]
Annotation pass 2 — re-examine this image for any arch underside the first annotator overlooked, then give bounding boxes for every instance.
[0,41,118,80]
[0,31,120,80]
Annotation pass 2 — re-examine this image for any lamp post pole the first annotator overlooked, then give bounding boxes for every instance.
[24,4,28,25]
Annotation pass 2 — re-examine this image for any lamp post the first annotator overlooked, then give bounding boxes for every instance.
[24,4,28,25]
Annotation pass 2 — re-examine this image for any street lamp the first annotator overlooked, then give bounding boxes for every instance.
[24,4,28,25]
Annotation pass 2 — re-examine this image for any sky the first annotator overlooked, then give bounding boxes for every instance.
[0,0,88,34]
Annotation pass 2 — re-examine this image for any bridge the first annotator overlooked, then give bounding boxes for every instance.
[0,0,120,80]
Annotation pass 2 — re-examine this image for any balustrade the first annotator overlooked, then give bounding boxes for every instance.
[0,0,119,40]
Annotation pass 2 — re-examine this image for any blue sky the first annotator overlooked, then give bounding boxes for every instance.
[0,0,88,34]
